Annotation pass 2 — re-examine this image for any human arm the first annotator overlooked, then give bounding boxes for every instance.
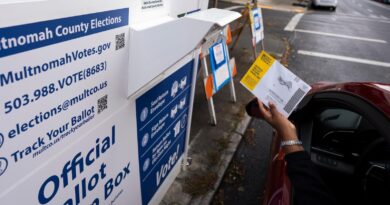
[245,98,303,154]
[246,98,339,205]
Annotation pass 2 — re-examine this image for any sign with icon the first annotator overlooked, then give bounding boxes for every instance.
[135,59,194,205]
[209,40,232,91]
[250,8,264,44]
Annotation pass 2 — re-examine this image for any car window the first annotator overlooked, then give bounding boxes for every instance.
[311,108,380,160]
[319,109,362,130]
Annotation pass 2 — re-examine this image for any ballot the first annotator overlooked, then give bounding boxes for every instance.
[241,51,311,117]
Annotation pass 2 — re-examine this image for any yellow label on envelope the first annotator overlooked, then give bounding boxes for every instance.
[240,51,275,90]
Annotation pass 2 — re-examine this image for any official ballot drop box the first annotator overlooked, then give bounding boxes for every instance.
[0,0,239,204]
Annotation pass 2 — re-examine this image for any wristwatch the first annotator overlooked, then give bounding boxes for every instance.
[280,140,302,147]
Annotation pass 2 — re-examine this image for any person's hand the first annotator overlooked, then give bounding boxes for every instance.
[256,99,298,141]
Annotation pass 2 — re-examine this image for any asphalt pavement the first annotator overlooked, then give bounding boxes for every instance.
[288,0,390,84]
[211,4,296,205]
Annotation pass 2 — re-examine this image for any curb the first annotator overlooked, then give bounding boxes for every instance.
[190,114,252,205]
[160,114,253,205]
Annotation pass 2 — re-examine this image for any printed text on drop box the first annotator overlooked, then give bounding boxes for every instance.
[136,60,194,205]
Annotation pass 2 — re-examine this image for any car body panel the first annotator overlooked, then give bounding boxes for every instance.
[309,82,390,118]
[263,134,291,205]
[313,0,338,7]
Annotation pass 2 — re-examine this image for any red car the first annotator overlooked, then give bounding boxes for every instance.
[262,82,390,205]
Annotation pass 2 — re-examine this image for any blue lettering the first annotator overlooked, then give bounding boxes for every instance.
[104,162,130,199]
[37,126,115,204]
[104,178,113,199]
[11,137,46,162]
[0,72,14,87]
[156,144,180,186]
[38,175,60,204]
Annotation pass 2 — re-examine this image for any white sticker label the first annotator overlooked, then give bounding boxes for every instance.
[142,0,164,10]
[212,43,225,65]
[214,62,230,89]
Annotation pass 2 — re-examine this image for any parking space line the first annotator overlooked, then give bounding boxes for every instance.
[340,14,390,23]
[298,50,390,67]
[294,29,387,43]
[309,13,390,24]
[284,13,304,31]
[353,11,362,16]
[365,0,390,10]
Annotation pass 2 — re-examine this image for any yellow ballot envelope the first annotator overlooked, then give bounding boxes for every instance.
[241,51,311,117]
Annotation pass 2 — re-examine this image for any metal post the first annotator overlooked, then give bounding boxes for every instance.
[182,49,200,171]
[201,55,217,125]
[261,38,266,51]
[223,36,237,103]
[252,38,258,59]
[248,4,258,59]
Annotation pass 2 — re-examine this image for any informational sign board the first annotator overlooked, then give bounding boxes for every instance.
[0,1,145,204]
[135,60,194,205]
[250,8,264,44]
[240,51,311,117]
[209,40,231,91]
